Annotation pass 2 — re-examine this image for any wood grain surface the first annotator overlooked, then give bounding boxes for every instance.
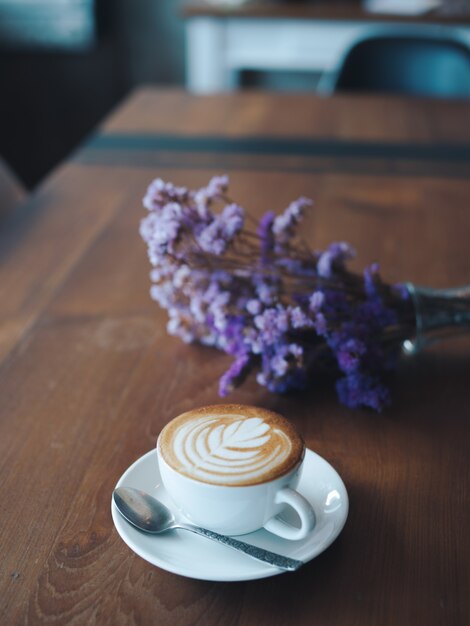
[0,88,469,626]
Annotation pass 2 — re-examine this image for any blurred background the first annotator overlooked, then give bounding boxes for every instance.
[1,0,469,190]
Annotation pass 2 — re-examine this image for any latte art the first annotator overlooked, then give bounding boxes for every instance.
[158,405,304,486]
[173,415,289,483]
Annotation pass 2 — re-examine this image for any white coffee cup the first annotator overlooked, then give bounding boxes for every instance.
[156,405,316,539]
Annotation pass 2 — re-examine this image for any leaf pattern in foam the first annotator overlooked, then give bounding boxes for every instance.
[206,417,271,461]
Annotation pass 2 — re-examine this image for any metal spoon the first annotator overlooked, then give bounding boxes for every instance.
[113,487,304,572]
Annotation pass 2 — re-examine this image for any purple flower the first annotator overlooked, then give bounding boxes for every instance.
[255,281,277,305]
[313,312,328,335]
[189,294,206,323]
[197,203,244,255]
[271,354,289,377]
[166,309,195,344]
[317,242,356,278]
[141,174,407,412]
[309,291,325,313]
[172,265,191,289]
[140,202,184,259]
[143,178,188,211]
[193,175,229,217]
[243,327,263,354]
[198,223,227,255]
[246,299,262,315]
[336,338,366,373]
[289,343,303,360]
[290,306,314,329]
[255,306,289,335]
[150,283,173,308]
[219,354,251,396]
[336,373,390,412]
[257,211,275,263]
[254,308,281,345]
[364,263,381,297]
[209,292,231,331]
[273,197,312,243]
[205,175,229,198]
[221,203,244,237]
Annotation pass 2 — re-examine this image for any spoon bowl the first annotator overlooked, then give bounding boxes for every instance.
[113,487,176,533]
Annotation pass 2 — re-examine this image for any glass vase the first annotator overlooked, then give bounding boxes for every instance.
[402,283,470,355]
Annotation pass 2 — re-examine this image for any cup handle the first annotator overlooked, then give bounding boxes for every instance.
[263,487,316,540]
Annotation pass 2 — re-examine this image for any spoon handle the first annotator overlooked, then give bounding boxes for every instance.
[178,524,304,571]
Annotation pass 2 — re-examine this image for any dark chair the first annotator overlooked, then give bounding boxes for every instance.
[330,36,470,98]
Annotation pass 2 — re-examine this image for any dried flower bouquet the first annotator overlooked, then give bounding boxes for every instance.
[140,175,468,411]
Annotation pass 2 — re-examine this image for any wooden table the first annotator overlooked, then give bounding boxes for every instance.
[1,89,469,625]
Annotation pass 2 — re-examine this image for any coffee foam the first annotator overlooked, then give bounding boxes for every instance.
[158,405,304,486]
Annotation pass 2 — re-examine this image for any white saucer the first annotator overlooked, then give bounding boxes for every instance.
[111,448,348,582]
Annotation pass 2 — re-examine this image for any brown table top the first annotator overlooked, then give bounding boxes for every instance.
[182,0,470,24]
[1,88,469,625]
